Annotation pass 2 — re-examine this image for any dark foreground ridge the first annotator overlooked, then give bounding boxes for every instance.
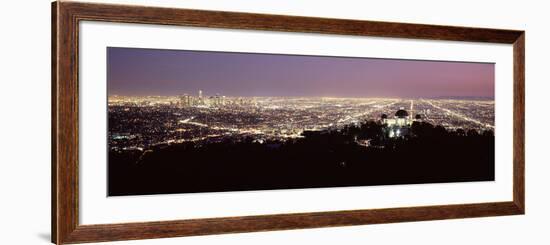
[108,121,494,196]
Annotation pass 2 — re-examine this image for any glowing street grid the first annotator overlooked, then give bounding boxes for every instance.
[108,95,494,151]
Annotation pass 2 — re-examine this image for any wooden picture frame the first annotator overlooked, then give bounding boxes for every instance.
[52,1,525,244]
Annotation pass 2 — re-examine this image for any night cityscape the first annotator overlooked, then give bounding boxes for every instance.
[107,47,495,196]
[108,94,494,152]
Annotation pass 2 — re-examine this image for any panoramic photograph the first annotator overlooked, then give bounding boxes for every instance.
[107,47,495,196]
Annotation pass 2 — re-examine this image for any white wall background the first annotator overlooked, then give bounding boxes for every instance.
[0,0,548,244]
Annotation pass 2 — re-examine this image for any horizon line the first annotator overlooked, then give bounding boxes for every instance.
[108,95,495,100]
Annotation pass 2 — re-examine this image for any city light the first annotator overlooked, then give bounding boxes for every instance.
[108,92,494,152]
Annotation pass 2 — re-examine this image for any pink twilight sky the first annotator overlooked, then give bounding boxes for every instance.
[108,47,494,99]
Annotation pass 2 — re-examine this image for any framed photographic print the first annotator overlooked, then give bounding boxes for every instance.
[52,1,525,244]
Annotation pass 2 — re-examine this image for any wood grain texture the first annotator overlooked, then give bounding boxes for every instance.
[64,202,521,244]
[52,1,525,244]
[61,1,523,43]
[51,2,58,243]
[513,33,525,213]
[53,1,80,244]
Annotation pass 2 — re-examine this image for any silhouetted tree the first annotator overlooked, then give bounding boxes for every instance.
[109,119,495,196]
[482,130,494,137]
[467,129,479,137]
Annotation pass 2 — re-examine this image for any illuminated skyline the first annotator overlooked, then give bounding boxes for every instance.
[108,47,495,98]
